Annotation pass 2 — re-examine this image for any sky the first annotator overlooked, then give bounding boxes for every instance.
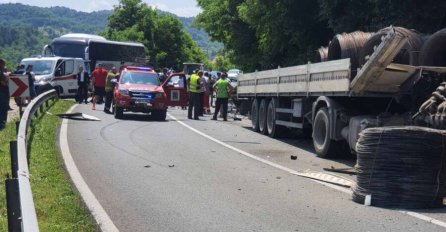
[0,0,201,17]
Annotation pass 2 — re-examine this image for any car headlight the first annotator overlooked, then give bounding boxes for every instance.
[155,92,165,98]
[119,89,130,96]
[39,76,52,84]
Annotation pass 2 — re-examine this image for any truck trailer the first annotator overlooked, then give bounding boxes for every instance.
[236,27,446,158]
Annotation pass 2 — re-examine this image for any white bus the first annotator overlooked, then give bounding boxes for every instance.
[43,33,145,72]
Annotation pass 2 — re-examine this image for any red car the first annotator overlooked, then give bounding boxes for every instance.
[112,66,188,120]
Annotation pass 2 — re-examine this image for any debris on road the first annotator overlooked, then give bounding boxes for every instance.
[323,166,357,175]
[290,155,298,160]
[57,112,101,121]
[168,164,175,168]
[144,165,151,168]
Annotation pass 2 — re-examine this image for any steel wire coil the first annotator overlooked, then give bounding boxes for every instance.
[328,31,373,75]
[420,28,446,66]
[352,126,446,208]
[359,27,424,67]
[314,46,328,63]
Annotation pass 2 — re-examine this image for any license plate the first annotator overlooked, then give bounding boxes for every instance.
[135,99,150,104]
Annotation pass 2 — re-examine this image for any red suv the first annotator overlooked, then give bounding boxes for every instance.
[113,66,168,120]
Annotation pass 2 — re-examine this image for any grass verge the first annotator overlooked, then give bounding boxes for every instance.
[0,100,96,231]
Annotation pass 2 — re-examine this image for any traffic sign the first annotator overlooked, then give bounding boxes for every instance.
[9,75,29,97]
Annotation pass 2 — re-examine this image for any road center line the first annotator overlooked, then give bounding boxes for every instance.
[60,105,119,232]
[168,113,446,229]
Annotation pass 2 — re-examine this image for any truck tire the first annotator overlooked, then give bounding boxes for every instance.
[259,99,269,134]
[266,98,284,137]
[251,99,260,132]
[312,107,344,158]
[114,104,124,119]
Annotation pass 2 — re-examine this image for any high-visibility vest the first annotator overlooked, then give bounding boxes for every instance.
[189,74,200,93]
[216,79,230,98]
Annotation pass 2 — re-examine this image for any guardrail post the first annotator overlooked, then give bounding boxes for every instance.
[6,177,22,232]
[10,141,18,178]
[15,122,19,136]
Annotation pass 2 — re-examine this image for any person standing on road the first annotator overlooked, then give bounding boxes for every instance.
[104,67,119,114]
[188,70,203,120]
[0,59,10,129]
[198,71,207,116]
[91,63,108,110]
[77,65,90,104]
[24,64,36,100]
[212,72,233,121]
[203,72,211,114]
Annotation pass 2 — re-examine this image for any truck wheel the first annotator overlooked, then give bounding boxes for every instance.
[312,107,343,158]
[152,110,167,121]
[267,98,284,137]
[114,105,124,119]
[259,99,269,134]
[251,99,260,132]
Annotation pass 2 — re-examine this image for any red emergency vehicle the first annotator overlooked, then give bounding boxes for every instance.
[112,66,188,120]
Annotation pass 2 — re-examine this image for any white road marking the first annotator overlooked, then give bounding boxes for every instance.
[168,113,446,229]
[60,105,119,232]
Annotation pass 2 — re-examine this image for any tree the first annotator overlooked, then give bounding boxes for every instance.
[196,0,261,71]
[104,0,208,70]
[196,0,333,71]
[319,0,446,33]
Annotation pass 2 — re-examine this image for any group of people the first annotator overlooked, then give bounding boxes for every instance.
[76,63,119,113]
[188,70,233,121]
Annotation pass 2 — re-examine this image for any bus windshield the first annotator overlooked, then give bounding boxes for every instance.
[21,60,55,75]
[51,42,87,59]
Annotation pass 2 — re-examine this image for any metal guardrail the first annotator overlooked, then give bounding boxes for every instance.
[5,89,59,232]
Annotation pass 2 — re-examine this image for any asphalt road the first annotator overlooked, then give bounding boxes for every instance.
[65,104,446,232]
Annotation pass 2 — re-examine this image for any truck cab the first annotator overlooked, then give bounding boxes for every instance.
[20,56,86,97]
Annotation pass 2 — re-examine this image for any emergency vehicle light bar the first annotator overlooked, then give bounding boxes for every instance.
[126,66,153,71]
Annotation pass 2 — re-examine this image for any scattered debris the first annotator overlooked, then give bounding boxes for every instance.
[144,165,151,168]
[238,188,242,191]
[290,155,298,160]
[323,166,357,175]
[168,164,175,168]
[57,112,101,121]
[276,176,281,179]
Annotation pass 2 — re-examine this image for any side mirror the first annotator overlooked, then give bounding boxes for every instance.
[55,68,62,76]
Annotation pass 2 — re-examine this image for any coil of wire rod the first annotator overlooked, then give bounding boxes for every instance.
[352,126,446,208]
[420,28,446,66]
[314,46,328,63]
[327,31,373,75]
[359,27,424,67]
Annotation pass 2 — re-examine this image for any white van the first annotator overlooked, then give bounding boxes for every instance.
[20,56,86,97]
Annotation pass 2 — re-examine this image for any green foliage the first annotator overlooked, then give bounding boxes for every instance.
[105,0,208,70]
[0,2,219,66]
[196,0,262,71]
[0,25,51,68]
[197,0,446,72]
[319,0,446,33]
[211,51,236,71]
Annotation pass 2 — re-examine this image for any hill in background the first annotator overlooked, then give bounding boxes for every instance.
[0,3,221,66]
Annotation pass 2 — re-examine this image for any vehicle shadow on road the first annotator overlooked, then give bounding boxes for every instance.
[118,113,171,122]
